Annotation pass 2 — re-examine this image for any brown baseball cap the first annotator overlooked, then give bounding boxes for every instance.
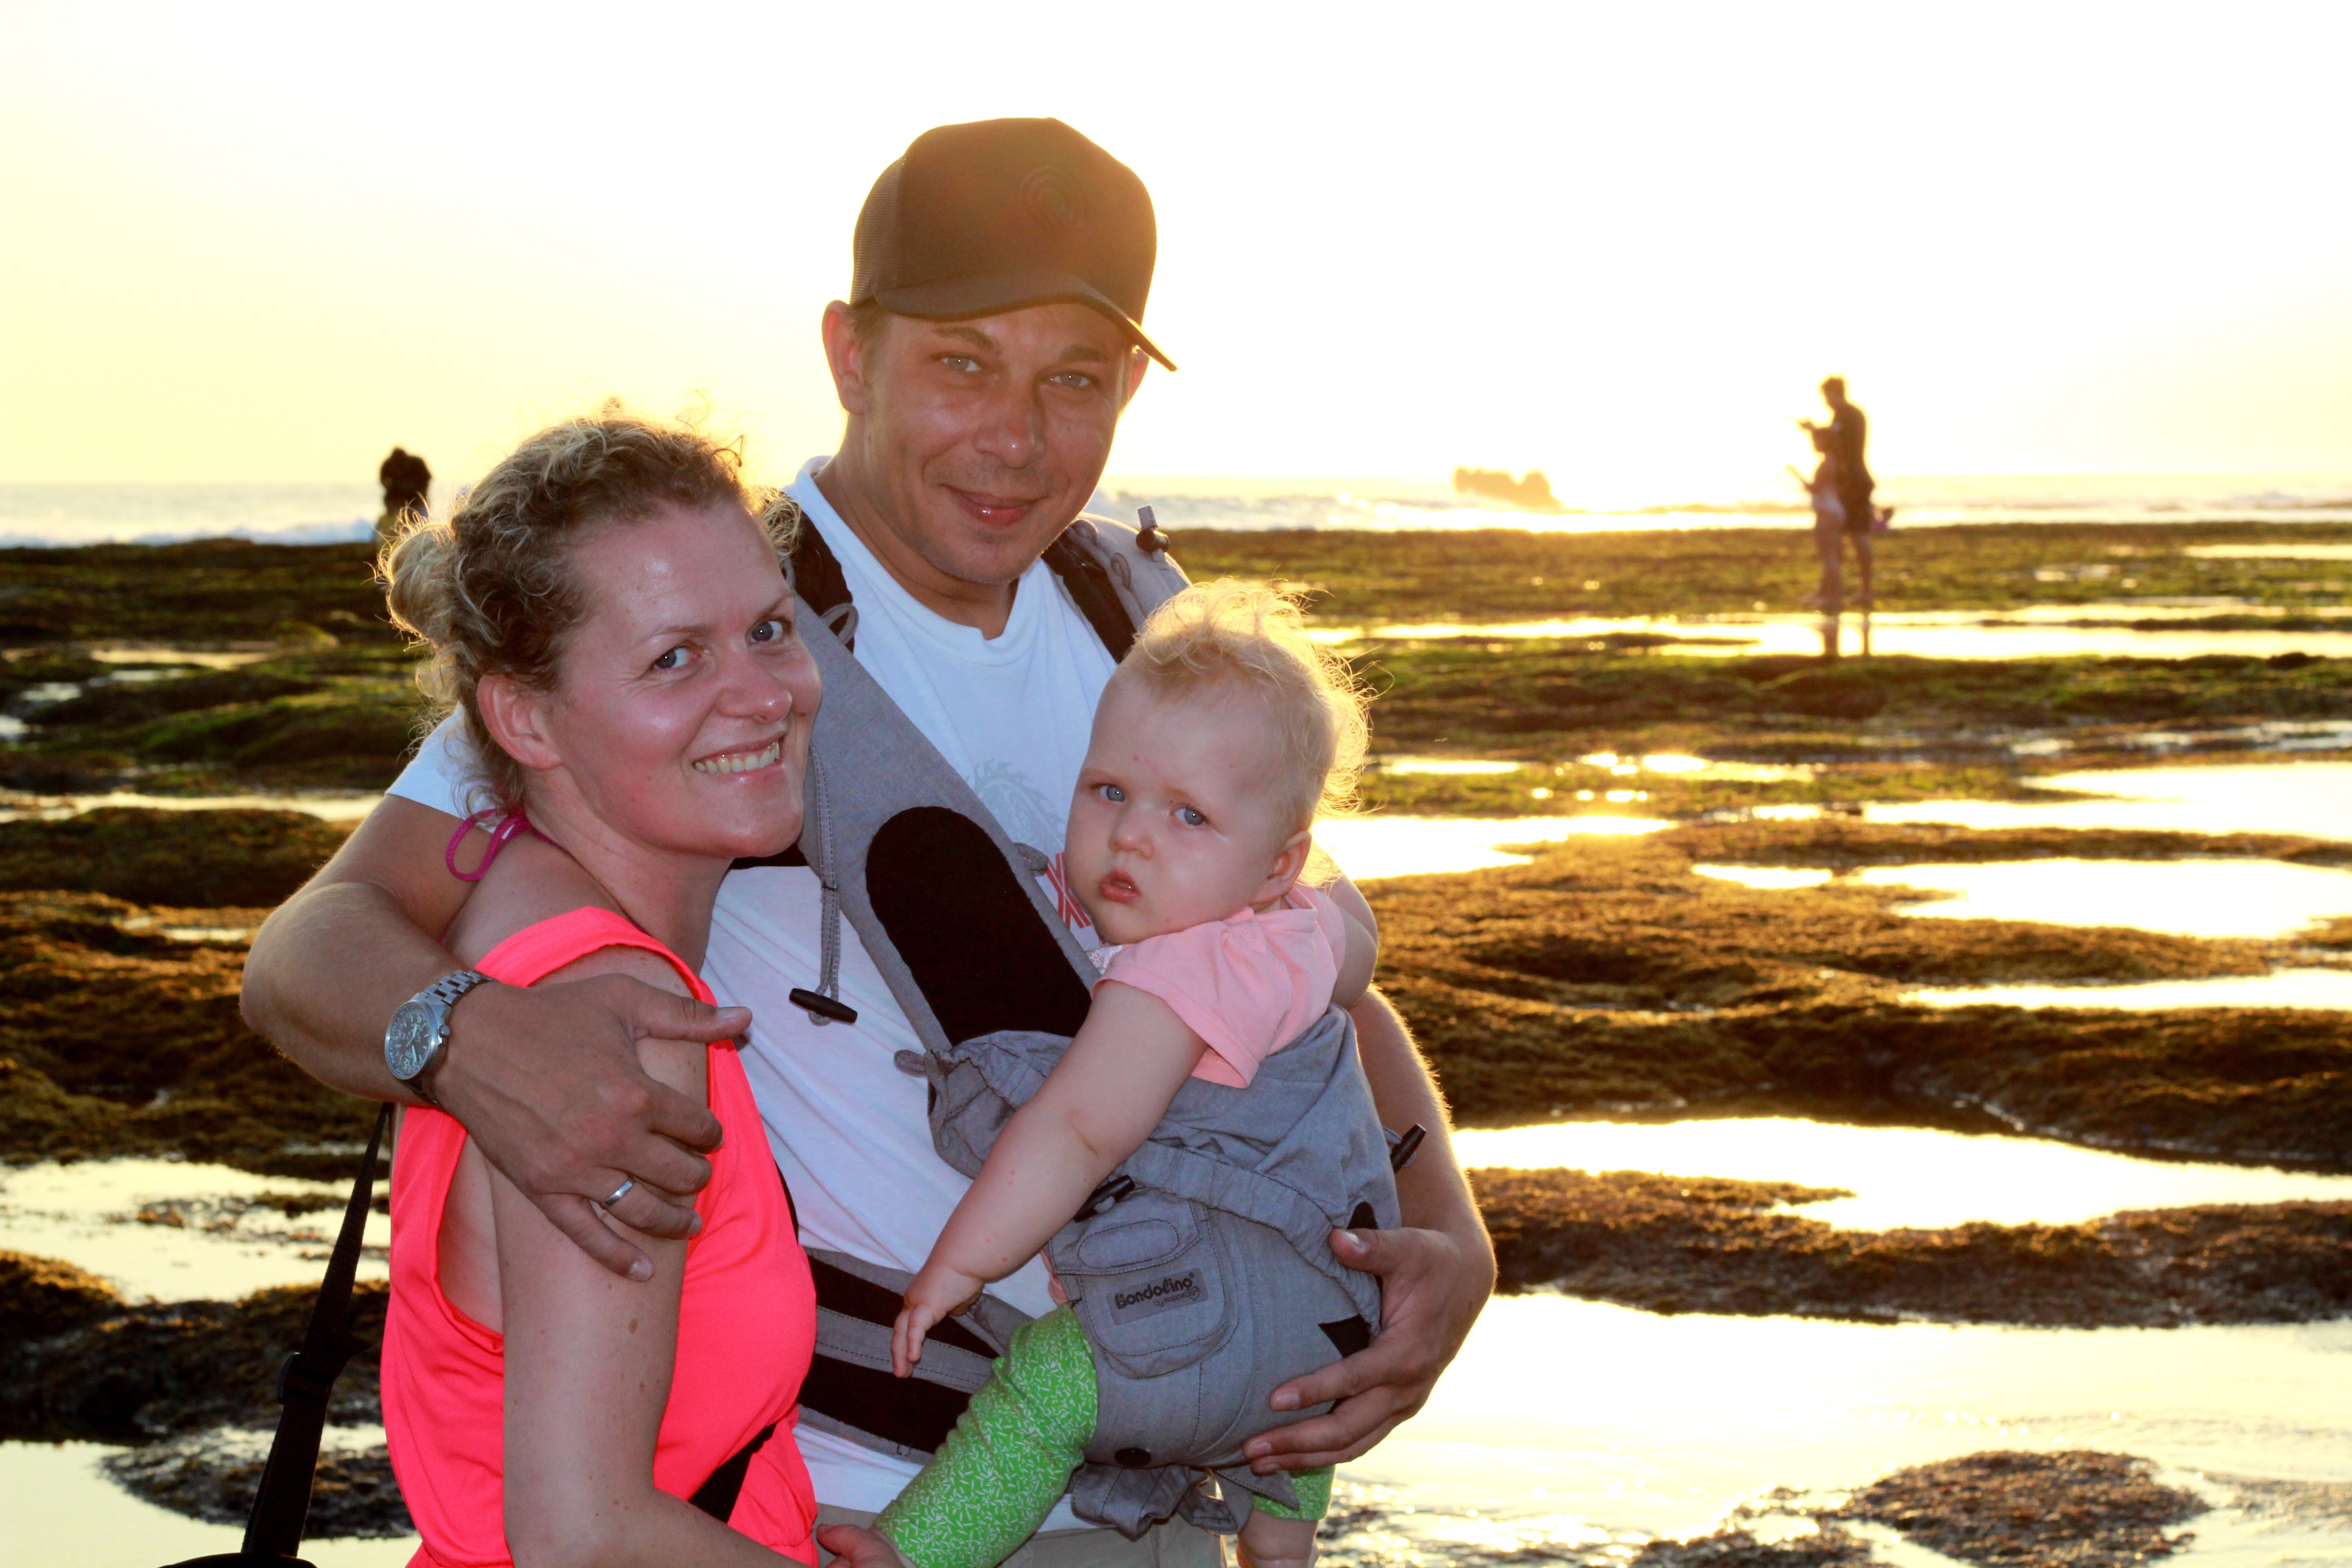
[850,118,1175,371]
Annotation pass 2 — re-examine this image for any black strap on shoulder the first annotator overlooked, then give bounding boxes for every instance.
[219,1103,392,1564]
[789,504,1137,662]
[787,512,855,633]
[1041,530,1138,661]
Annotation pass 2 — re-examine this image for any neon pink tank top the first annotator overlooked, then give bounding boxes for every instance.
[382,907,818,1567]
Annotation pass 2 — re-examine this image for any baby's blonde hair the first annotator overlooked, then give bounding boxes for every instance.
[1117,579,1367,837]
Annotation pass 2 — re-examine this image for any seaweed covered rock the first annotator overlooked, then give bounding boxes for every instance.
[0,807,349,906]
[0,892,375,1175]
[1368,829,2352,1169]
[106,1433,412,1538]
[1835,1451,2205,1568]
[1475,1167,2352,1326]
[0,539,393,645]
[0,1279,386,1443]
[0,1249,125,1342]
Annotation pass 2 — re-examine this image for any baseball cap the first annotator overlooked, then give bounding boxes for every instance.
[850,118,1175,371]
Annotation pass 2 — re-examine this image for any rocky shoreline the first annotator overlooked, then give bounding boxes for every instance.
[6,532,2352,1548]
[5,808,2348,1178]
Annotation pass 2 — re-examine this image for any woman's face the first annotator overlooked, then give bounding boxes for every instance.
[517,501,818,862]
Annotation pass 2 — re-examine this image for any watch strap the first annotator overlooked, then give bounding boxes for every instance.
[426,968,492,1011]
[395,969,492,1108]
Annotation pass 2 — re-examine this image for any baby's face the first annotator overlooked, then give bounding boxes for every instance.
[1065,679,1309,946]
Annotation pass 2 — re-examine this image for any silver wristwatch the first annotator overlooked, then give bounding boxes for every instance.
[385,970,490,1109]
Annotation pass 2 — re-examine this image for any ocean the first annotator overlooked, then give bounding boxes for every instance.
[5,472,2352,548]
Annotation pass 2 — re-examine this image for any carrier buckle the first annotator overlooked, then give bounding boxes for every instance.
[1073,1174,1135,1224]
[789,988,859,1025]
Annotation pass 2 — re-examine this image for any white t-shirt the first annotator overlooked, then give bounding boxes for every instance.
[386,459,1119,1519]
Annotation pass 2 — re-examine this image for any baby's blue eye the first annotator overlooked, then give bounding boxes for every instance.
[1177,806,1208,827]
[1099,783,1126,803]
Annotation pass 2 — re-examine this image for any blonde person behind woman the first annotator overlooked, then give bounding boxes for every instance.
[823,582,1379,1568]
[376,414,830,1568]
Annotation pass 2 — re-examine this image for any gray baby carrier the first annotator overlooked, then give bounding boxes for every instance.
[750,506,1408,1536]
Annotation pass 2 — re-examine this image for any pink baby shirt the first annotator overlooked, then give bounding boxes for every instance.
[1096,883,1348,1088]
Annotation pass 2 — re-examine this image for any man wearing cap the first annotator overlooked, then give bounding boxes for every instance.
[245,118,1494,1565]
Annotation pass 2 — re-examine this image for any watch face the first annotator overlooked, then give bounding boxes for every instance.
[386,1000,440,1081]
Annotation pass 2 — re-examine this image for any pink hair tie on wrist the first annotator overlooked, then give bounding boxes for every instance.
[445,807,541,883]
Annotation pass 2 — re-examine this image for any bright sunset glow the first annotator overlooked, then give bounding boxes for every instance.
[4,3,2349,501]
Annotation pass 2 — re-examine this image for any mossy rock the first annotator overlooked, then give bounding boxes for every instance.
[1836,1451,2206,1568]
[0,1250,124,1342]
[124,694,416,780]
[0,1279,387,1443]
[30,669,320,730]
[0,808,348,906]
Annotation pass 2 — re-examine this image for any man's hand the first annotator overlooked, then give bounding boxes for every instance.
[436,972,749,1281]
[1245,1223,1494,1473]
[892,1259,985,1377]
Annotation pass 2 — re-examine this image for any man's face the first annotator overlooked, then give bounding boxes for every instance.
[829,302,1146,588]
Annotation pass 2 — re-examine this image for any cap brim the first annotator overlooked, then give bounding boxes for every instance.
[872,269,1176,371]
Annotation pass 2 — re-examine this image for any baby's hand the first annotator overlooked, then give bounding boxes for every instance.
[892,1261,985,1378]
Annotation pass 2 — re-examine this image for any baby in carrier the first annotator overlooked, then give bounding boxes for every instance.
[843,580,1386,1568]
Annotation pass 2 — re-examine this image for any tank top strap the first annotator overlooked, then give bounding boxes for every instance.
[474,906,715,1005]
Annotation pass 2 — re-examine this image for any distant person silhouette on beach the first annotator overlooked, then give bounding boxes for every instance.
[1795,377,1885,612]
[377,447,431,540]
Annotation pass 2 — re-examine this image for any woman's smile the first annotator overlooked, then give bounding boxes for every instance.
[691,732,788,775]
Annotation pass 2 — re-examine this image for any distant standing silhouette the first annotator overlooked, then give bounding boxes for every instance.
[1796,377,1882,611]
[377,447,432,540]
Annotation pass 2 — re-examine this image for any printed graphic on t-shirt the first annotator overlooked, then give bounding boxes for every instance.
[967,758,1064,853]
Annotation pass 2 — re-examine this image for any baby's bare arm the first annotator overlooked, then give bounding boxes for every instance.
[935,982,1204,1280]
[893,984,1205,1373]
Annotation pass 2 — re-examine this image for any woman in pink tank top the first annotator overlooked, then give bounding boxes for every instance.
[374,416,825,1568]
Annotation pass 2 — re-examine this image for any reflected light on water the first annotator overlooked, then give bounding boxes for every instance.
[1869,761,2352,842]
[1,1441,416,1568]
[2184,544,2352,561]
[1908,967,2352,1012]
[1319,814,1669,881]
[0,1158,388,1301]
[0,789,381,824]
[85,648,281,669]
[1320,613,2352,662]
[1692,864,1836,891]
[1377,758,1526,775]
[1452,1117,2352,1230]
[1855,858,2352,939]
[1353,1295,2352,1543]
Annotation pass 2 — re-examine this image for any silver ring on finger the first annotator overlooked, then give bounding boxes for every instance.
[601,1177,636,1209]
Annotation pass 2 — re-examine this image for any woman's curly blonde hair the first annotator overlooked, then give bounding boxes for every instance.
[1117,579,1368,839]
[378,411,766,808]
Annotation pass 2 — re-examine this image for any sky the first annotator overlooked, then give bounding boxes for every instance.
[4,1,2350,505]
